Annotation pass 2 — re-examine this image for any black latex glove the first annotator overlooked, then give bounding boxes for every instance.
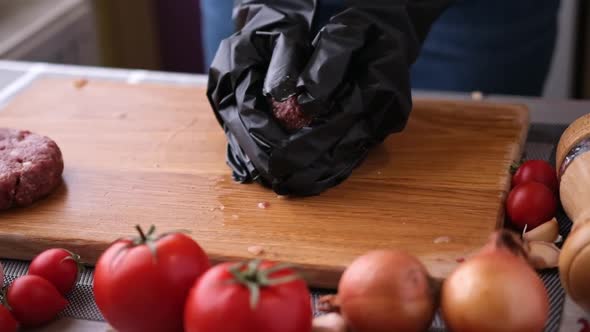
[207,0,453,196]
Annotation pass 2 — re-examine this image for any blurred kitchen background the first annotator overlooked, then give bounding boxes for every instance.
[0,0,588,98]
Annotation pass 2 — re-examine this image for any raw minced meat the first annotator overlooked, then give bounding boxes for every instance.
[271,96,312,131]
[0,128,64,210]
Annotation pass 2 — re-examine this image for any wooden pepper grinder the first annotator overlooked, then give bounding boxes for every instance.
[557,113,590,312]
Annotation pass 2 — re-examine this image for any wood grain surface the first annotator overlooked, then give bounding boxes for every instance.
[0,79,529,288]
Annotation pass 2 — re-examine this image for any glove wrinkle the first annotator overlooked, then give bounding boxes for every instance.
[208,0,452,196]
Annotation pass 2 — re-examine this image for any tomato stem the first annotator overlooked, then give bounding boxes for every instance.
[130,225,159,263]
[60,249,85,288]
[228,260,301,310]
[510,160,523,174]
[136,225,147,242]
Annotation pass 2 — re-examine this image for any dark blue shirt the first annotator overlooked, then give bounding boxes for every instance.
[200,0,560,96]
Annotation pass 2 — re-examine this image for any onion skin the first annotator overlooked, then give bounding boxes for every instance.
[338,250,437,332]
[441,250,549,332]
[478,230,528,260]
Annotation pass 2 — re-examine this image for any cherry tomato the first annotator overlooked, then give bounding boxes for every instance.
[512,160,558,193]
[7,275,68,327]
[184,260,313,332]
[0,304,18,332]
[94,225,210,332]
[28,248,82,295]
[506,182,557,230]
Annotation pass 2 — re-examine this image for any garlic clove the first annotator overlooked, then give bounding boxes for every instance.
[526,241,560,270]
[312,313,349,332]
[555,234,563,244]
[318,294,341,313]
[523,218,559,243]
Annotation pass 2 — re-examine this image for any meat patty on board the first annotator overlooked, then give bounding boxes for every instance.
[0,129,64,210]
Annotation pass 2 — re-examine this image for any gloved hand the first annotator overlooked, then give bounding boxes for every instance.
[207,0,452,196]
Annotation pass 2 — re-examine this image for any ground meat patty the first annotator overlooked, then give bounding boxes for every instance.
[0,129,64,210]
[271,95,312,132]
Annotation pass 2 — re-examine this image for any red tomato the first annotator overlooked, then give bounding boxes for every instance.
[7,275,68,327]
[0,304,18,332]
[93,225,210,332]
[184,260,313,332]
[506,182,557,230]
[512,160,558,193]
[28,248,81,295]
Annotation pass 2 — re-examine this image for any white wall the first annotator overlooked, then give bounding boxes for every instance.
[543,0,579,98]
[0,0,99,66]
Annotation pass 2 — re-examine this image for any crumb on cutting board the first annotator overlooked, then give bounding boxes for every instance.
[74,78,88,89]
[258,201,270,209]
[471,90,484,101]
[433,236,451,244]
[247,245,265,256]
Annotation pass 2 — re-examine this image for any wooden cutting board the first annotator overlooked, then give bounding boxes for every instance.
[0,79,528,288]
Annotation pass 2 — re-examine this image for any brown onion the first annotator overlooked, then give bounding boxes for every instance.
[441,230,549,332]
[337,250,438,332]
